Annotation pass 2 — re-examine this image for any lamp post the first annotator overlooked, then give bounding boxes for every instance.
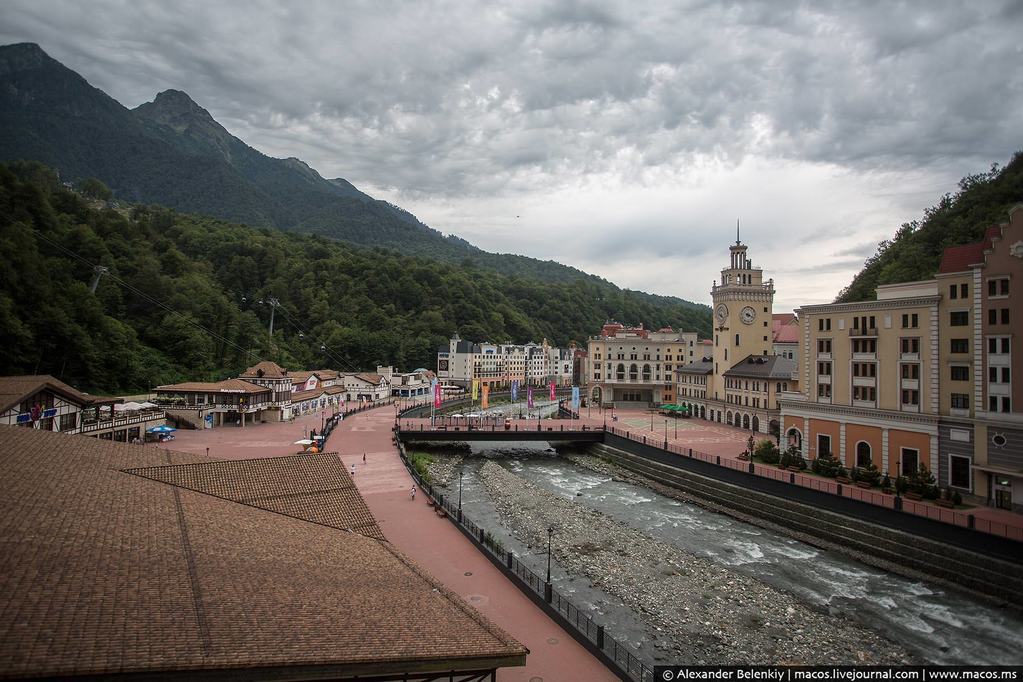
[664,418,668,446]
[546,526,554,583]
[458,469,464,521]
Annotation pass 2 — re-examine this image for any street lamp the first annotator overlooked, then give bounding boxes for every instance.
[458,469,464,511]
[545,526,554,584]
[664,418,668,444]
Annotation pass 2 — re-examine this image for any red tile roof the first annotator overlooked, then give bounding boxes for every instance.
[0,427,526,678]
[938,225,1001,274]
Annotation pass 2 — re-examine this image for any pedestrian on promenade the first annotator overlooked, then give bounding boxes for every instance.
[411,485,416,500]
[363,452,366,463]
[351,463,356,476]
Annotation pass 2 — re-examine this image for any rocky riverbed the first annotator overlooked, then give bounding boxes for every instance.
[476,459,915,665]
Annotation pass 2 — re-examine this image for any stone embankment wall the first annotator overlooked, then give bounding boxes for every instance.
[477,460,913,666]
[586,443,1023,609]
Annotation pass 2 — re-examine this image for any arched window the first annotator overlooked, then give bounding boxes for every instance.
[787,428,802,448]
[856,442,872,468]
[642,364,651,381]
[629,364,638,380]
[752,415,760,432]
[742,414,750,430]
[726,411,733,426]
[616,364,625,381]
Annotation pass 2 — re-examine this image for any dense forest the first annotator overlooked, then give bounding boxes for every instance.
[836,152,1023,302]
[0,162,712,394]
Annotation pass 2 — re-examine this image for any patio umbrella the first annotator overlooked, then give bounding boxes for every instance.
[138,401,157,409]
[118,401,143,411]
[147,425,177,433]
[293,439,315,445]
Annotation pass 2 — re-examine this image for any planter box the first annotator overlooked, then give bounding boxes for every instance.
[904,492,923,501]
[836,476,852,484]
[787,466,803,472]
[935,499,955,508]
[855,481,873,489]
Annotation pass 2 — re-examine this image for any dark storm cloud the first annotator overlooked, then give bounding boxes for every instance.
[2,0,1019,198]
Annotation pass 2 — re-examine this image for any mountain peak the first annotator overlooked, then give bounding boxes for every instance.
[141,89,215,122]
[0,42,59,76]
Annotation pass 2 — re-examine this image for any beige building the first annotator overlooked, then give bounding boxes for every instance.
[587,324,697,407]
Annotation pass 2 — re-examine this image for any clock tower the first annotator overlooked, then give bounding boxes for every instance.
[709,230,775,400]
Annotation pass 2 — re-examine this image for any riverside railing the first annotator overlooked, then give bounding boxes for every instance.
[395,438,653,682]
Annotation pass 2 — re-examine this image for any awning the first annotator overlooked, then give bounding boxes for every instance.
[971,463,1023,478]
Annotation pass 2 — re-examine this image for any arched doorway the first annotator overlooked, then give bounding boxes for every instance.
[591,386,602,405]
[701,406,706,419]
[726,411,733,426]
[787,428,802,449]
[856,441,872,468]
[742,414,750,430]
[752,415,760,432]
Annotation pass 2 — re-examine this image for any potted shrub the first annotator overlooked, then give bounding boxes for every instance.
[835,465,852,484]
[756,439,780,465]
[785,446,807,471]
[854,462,881,488]
[936,486,955,508]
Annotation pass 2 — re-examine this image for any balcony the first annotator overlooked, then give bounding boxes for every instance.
[900,352,920,362]
[900,379,919,390]
[852,376,876,387]
[849,327,878,337]
[79,410,166,434]
[816,352,832,361]
[817,374,832,385]
[852,352,876,361]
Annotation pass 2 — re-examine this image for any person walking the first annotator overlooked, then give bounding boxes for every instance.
[351,463,356,477]
[362,452,366,464]
[410,485,416,500]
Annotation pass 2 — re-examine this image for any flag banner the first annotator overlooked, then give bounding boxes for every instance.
[527,385,534,409]
[549,382,556,401]
[471,379,479,401]
[482,385,490,410]
[511,380,519,402]
[572,386,580,411]
[433,381,442,408]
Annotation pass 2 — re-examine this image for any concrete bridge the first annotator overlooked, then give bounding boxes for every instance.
[396,422,604,443]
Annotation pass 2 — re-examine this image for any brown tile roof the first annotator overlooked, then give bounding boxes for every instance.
[312,369,339,380]
[127,453,385,540]
[239,360,289,379]
[344,372,385,385]
[155,378,271,394]
[0,374,106,413]
[771,314,800,344]
[291,385,346,402]
[0,427,526,678]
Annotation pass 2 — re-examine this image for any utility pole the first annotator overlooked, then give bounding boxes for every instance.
[266,297,280,339]
[89,266,108,293]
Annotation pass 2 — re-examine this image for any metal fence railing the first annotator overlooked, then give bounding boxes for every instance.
[395,439,653,682]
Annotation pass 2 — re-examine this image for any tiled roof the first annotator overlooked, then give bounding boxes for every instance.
[288,370,318,383]
[937,226,1000,274]
[0,375,106,413]
[312,369,339,380]
[344,372,384,385]
[771,314,799,343]
[155,378,271,394]
[291,385,346,402]
[723,354,797,379]
[126,453,385,540]
[0,427,526,678]
[678,360,713,375]
[239,360,289,379]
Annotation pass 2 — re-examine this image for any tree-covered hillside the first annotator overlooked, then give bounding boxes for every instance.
[836,152,1023,302]
[0,162,711,395]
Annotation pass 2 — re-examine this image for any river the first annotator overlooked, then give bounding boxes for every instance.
[432,443,1023,665]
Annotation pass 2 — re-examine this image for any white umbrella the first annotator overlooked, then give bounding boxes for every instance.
[452,413,464,418]
[139,401,157,409]
[293,439,315,445]
[118,401,144,411]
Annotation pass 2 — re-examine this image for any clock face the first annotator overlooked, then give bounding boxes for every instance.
[715,304,728,324]
[741,306,756,325]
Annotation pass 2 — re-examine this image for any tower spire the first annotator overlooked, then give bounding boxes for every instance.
[736,218,740,245]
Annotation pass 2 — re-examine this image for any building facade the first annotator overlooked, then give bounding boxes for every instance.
[436,334,574,389]
[587,324,698,407]
[674,236,797,433]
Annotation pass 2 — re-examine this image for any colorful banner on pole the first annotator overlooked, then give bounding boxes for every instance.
[527,385,534,409]
[549,382,556,401]
[571,386,580,411]
[471,379,479,401]
[432,379,441,408]
[511,379,519,402]
[481,385,489,410]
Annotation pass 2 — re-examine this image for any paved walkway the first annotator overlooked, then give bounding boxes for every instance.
[167,407,615,681]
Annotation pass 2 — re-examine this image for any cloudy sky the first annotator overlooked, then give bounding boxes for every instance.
[4,0,1021,312]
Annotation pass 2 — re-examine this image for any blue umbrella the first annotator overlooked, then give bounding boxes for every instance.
[147,425,177,433]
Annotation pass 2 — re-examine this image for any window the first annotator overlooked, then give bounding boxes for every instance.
[853,363,876,377]
[735,333,740,346]
[817,361,832,375]
[817,338,832,353]
[950,455,971,489]
[853,386,876,402]
[856,442,872,468]
[817,434,832,457]
[900,338,920,354]
[951,393,969,409]
[989,396,1012,413]
[616,364,625,380]
[950,339,969,353]
[901,448,919,476]
[818,318,831,331]
[901,313,919,328]
[59,412,77,432]
[901,389,919,406]
[817,384,831,398]
[852,339,876,354]
[988,278,1009,297]
[1002,308,1010,324]
[950,311,969,326]
[989,337,1011,354]
[901,364,919,379]
[949,284,958,300]
[629,364,638,380]
[950,366,969,381]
